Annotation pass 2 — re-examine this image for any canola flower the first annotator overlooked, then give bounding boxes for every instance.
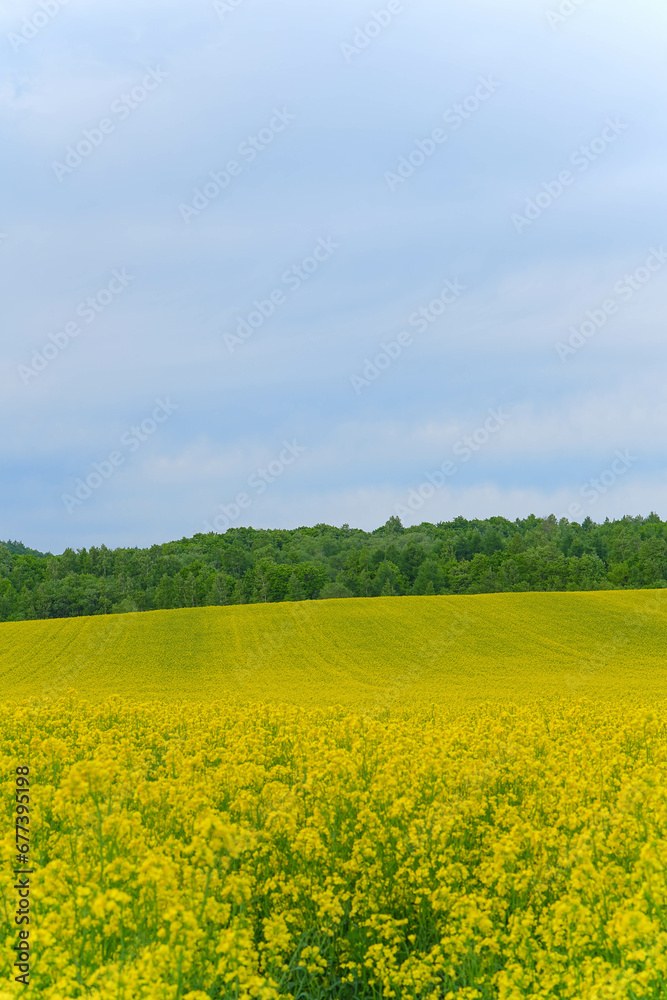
[2,694,667,999]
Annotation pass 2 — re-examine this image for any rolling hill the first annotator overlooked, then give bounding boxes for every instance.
[2,589,667,708]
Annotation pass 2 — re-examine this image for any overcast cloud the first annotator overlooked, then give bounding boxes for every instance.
[2,0,666,552]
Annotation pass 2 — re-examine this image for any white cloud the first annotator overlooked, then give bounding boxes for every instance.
[3,0,667,550]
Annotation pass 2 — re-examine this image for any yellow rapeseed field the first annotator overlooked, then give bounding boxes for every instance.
[2,591,667,999]
[1,591,667,708]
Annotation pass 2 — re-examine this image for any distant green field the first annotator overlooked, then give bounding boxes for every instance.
[2,590,666,708]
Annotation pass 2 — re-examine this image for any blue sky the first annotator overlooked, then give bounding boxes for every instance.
[2,0,666,553]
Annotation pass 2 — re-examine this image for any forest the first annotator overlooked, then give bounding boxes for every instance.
[1,513,666,621]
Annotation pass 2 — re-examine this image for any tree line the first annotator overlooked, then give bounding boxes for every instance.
[1,513,666,622]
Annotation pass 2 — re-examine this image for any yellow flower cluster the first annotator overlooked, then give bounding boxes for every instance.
[2,694,667,999]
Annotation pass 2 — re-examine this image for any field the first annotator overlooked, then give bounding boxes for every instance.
[2,590,667,708]
[2,591,667,999]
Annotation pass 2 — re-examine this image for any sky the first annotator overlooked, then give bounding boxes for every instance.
[2,0,666,553]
